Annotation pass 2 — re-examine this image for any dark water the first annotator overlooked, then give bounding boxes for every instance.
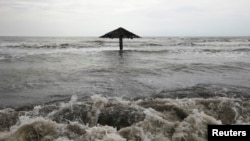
[0,37,250,141]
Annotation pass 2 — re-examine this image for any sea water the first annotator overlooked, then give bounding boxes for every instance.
[0,36,250,140]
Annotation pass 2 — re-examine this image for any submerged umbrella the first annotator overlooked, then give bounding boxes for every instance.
[100,27,140,51]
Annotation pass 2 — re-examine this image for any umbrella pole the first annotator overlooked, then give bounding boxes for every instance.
[119,37,123,51]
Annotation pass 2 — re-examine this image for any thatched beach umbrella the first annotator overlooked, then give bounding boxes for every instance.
[100,27,140,51]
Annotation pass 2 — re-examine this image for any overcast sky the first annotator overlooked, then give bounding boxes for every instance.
[0,0,250,36]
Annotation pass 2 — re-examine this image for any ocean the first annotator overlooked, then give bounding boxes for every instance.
[0,36,250,141]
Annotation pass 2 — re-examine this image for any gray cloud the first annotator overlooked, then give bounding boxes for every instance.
[0,0,250,36]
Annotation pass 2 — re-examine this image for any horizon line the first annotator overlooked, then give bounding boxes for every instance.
[1,35,250,38]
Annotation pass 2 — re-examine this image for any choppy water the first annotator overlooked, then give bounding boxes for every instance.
[0,36,250,141]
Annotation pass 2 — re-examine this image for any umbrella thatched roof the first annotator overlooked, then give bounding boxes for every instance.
[100,27,140,39]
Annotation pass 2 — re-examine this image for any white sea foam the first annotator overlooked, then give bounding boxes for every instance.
[1,95,249,141]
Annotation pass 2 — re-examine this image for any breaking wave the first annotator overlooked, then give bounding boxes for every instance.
[0,94,249,141]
